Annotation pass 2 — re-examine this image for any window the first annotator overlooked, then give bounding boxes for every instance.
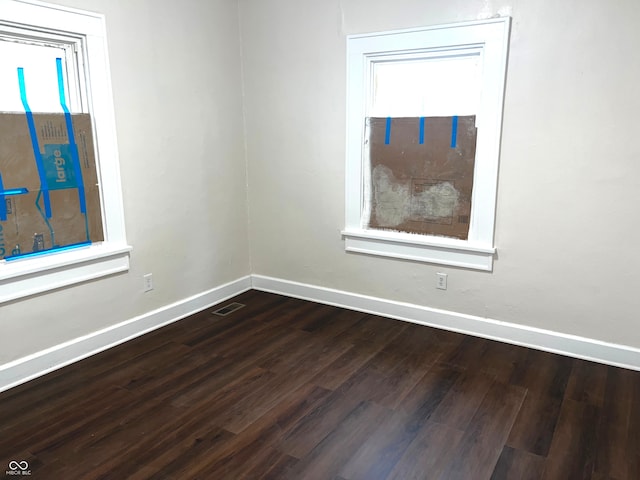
[0,0,130,303]
[343,18,510,271]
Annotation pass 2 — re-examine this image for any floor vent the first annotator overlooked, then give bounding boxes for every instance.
[212,302,246,316]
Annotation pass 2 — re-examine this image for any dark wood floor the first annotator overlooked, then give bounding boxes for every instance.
[1,290,639,479]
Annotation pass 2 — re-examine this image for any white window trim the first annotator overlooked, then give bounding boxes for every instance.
[0,0,130,303]
[343,18,510,271]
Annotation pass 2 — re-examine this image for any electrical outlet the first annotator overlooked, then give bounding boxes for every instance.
[143,273,153,292]
[436,272,447,290]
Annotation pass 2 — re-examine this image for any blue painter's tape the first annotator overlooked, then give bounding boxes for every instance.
[385,117,392,145]
[56,58,87,216]
[18,68,52,218]
[35,190,56,247]
[0,173,29,222]
[3,188,29,196]
[0,173,6,221]
[4,241,91,261]
[419,117,425,145]
[450,115,458,148]
[83,214,90,242]
[0,173,28,221]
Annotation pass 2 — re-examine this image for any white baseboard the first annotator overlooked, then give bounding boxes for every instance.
[0,276,252,393]
[3,273,639,394]
[251,274,640,371]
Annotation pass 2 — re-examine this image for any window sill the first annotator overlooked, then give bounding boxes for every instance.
[342,229,495,271]
[0,243,132,304]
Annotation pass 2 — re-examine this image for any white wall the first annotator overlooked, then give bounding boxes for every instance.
[0,0,250,364]
[240,0,640,347]
[2,0,639,375]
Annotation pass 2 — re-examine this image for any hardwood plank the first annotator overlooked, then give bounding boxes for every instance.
[190,383,332,478]
[213,338,349,433]
[0,367,141,441]
[120,346,222,394]
[258,328,325,373]
[142,428,236,480]
[593,367,636,479]
[339,409,437,480]
[299,307,366,339]
[252,296,326,329]
[294,303,355,332]
[565,358,608,407]
[429,370,496,430]
[172,366,276,412]
[385,421,465,480]
[509,350,573,400]
[336,364,464,479]
[0,338,188,434]
[0,385,134,459]
[506,392,563,457]
[284,400,391,479]
[437,382,527,480]
[185,314,276,354]
[244,451,298,480]
[279,372,386,458]
[138,308,236,349]
[78,407,231,479]
[398,363,462,415]
[69,427,233,480]
[541,398,599,480]
[34,391,184,470]
[475,341,528,383]
[357,325,445,410]
[311,341,385,390]
[490,446,546,480]
[1,290,639,479]
[627,374,640,480]
[438,336,489,371]
[336,313,408,347]
[182,293,290,350]
[393,321,459,354]
[167,328,301,407]
[99,382,329,479]
[364,332,416,377]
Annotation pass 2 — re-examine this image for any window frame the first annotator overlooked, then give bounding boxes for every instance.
[343,18,511,271]
[0,0,130,303]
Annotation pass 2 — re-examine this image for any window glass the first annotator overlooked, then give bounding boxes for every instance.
[344,19,510,270]
[371,53,481,117]
[0,39,77,113]
[0,1,130,303]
